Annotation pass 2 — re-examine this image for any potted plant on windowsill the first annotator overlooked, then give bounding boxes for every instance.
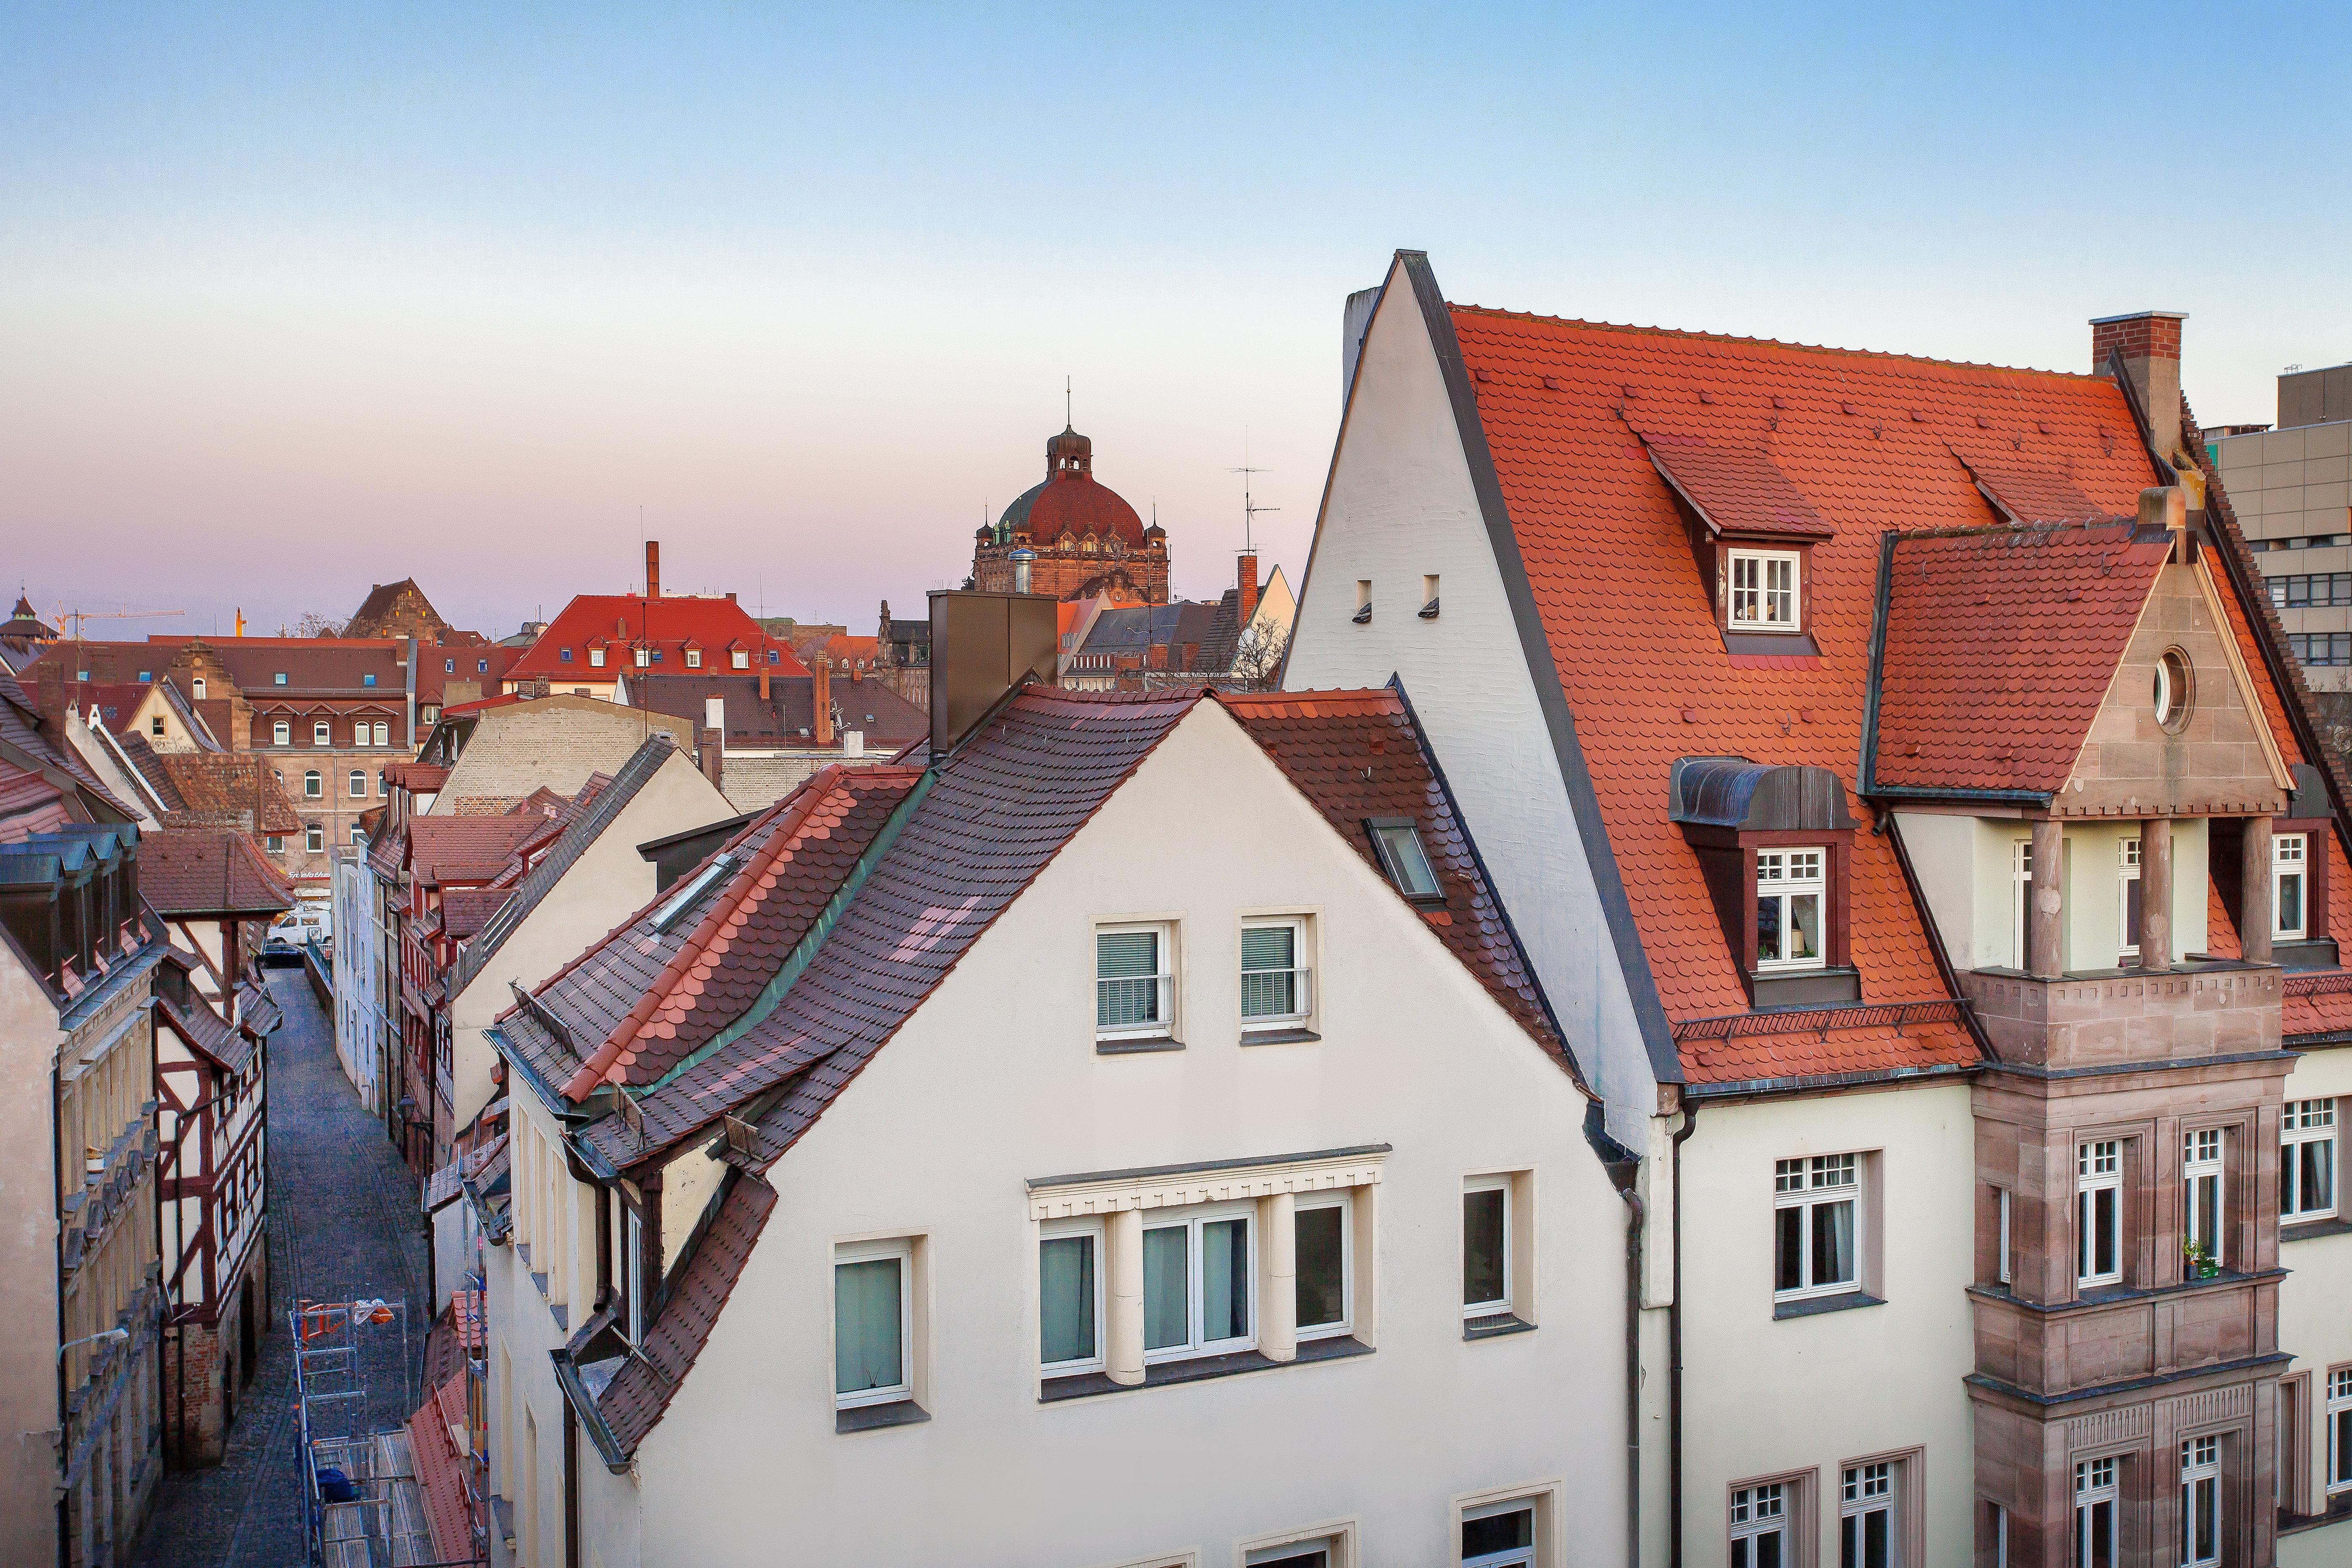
[2182,1239,2220,1280]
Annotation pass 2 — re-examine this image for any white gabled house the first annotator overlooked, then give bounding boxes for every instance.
[474,638,1637,1568]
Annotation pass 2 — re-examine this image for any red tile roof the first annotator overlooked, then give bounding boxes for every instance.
[404,1376,476,1565]
[1643,438,1832,540]
[1871,521,2171,794]
[141,828,297,916]
[438,887,513,939]
[1447,301,2162,1075]
[151,754,302,833]
[1952,451,2103,523]
[407,816,547,886]
[507,597,809,684]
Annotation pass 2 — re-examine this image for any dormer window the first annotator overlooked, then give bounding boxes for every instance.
[635,647,651,668]
[1671,758,1858,1005]
[1755,850,1826,970]
[589,647,607,668]
[1728,549,1800,630]
[685,648,702,669]
[731,648,749,670]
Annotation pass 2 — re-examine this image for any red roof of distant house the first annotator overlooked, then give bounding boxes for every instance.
[141,829,297,915]
[820,634,879,666]
[441,693,522,717]
[507,597,808,683]
[406,816,549,886]
[1445,300,2173,1080]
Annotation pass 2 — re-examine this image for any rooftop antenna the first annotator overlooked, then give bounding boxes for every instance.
[1065,376,1072,429]
[1226,430,1278,553]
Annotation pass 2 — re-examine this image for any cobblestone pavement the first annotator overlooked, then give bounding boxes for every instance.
[136,968,432,1568]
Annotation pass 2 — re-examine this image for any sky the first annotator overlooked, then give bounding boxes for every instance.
[3,4,2347,642]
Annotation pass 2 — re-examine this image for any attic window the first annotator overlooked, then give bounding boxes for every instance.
[685,649,702,669]
[560,648,573,662]
[653,853,735,933]
[1728,549,1800,630]
[732,650,749,670]
[635,648,652,668]
[2154,649,2193,733]
[589,648,606,668]
[1367,819,1441,900]
[445,659,456,673]
[364,673,377,686]
[193,679,205,699]
[274,672,288,685]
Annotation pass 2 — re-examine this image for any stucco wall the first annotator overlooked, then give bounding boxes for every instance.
[601,702,1629,1566]
[1677,1083,1977,1566]
[0,963,61,1568]
[1282,260,1657,1143]
[1897,812,2210,972]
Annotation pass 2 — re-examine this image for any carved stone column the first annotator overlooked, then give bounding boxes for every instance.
[2029,817,2065,978]
[2141,817,2173,972]
[2241,815,2274,963]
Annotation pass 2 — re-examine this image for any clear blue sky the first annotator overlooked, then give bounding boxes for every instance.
[3,3,2345,639]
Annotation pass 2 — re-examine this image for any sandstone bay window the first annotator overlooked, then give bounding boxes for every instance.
[1096,923,1175,1044]
[2119,836,2142,960]
[1757,849,1826,971]
[1731,1482,1789,1568]
[834,1237,916,1418]
[1775,1153,1859,1303]
[1728,548,1800,630]
[2182,1128,2224,1273]
[1838,1462,1893,1568]
[2179,1436,2220,1568]
[2283,1099,2337,1222]
[1241,916,1312,1032]
[2073,1457,2118,1568]
[2078,1141,2123,1288]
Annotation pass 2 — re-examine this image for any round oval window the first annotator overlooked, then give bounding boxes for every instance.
[2154,649,2194,733]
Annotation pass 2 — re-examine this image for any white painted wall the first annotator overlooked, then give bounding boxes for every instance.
[333,849,383,1111]
[576,701,1630,1566]
[1677,1084,1978,1564]
[1281,257,1658,1144]
[2278,1042,2352,1552]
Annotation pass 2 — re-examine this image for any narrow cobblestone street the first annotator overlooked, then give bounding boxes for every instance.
[136,969,432,1568]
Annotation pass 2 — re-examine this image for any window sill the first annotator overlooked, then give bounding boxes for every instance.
[1463,1313,1534,1341]
[2281,1215,2352,1244]
[1240,1027,1321,1046]
[835,1398,928,1433]
[1096,1035,1183,1055]
[1039,1336,1372,1402]
[1773,1290,1883,1321]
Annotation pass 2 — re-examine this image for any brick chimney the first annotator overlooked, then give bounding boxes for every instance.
[812,659,833,747]
[1237,552,1259,626]
[758,656,770,701]
[645,541,661,600]
[2091,311,2186,467]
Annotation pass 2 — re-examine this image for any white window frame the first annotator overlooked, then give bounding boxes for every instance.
[1839,1462,1896,1568]
[1754,848,1827,972]
[2276,832,2309,940]
[1460,1496,1537,1568]
[2118,836,2141,961]
[2283,1098,2337,1222]
[2011,838,2033,968]
[314,720,332,746]
[303,770,323,799]
[372,721,389,747]
[633,646,650,669]
[2078,1140,2123,1288]
[349,825,366,846]
[305,824,324,854]
[1728,547,1800,629]
[2328,1367,2352,1494]
[349,769,366,797]
[731,648,749,670]
[1095,921,1176,1041]
[1463,1175,1513,1320]
[2179,1435,2220,1568]
[2183,1128,2225,1270]
[1729,1482,1789,1568]
[622,1207,645,1346]
[832,1237,913,1410]
[2073,1456,2119,1568]
[1140,1200,1256,1364]
[1773,1152,1861,1302]
[685,648,701,669]
[1240,915,1312,1030]
[273,720,291,746]
[1997,1187,2013,1286]
[588,647,606,668]
[1293,1191,1354,1342]
[1038,1216,1106,1376]
[192,678,205,700]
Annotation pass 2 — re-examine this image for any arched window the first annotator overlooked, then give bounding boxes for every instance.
[304,770,322,799]
[273,720,291,746]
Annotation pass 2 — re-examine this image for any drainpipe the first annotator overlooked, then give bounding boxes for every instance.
[53,1059,68,1568]
[1619,1180,1644,1568]
[1670,1097,1701,1568]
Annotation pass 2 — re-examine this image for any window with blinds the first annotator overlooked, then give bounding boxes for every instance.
[1240,918,1311,1027]
[1096,925,1173,1039]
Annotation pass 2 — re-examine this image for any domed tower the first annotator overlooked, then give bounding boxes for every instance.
[972,424,1170,603]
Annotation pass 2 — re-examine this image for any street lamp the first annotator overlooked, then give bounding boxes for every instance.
[58,1328,129,1360]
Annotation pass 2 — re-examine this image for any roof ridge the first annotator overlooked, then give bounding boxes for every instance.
[1889,516,2144,544]
[1448,301,2109,382]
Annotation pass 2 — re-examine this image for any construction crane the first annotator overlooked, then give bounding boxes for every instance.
[52,604,182,638]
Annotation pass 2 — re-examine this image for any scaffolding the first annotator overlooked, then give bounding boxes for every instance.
[291,1297,464,1567]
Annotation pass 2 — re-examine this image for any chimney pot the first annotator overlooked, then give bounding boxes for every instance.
[645,541,661,600]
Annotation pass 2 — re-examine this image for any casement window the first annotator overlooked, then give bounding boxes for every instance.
[348,770,366,797]
[1728,548,1800,630]
[150,716,164,737]
[633,647,650,668]
[620,1207,645,1346]
[1774,1153,1859,1301]
[420,706,438,725]
[1240,917,1312,1029]
[2329,1367,2352,1493]
[304,770,323,799]
[305,824,324,853]
[685,648,701,668]
[2183,1129,2224,1271]
[1463,1176,1513,1322]
[372,721,389,747]
[1038,1218,1104,1374]
[1460,1500,1535,1568]
[1096,923,1175,1041]
[1838,1462,1895,1568]
[1142,1202,1254,1362]
[1731,1483,1789,1568]
[2011,839,2033,968]
[588,647,606,668]
[2283,1099,2337,1221]
[192,678,205,700]
[2276,833,2309,939]
[1369,820,1441,900]
[731,649,749,670]
[834,1239,913,1410]
[2073,1457,2118,1568]
[2077,1141,2123,1288]
[2290,632,2352,666]
[273,720,291,746]
[314,721,332,746]
[1294,1193,1353,1340]
[265,835,284,854]
[2179,1436,2220,1568]
[1755,850,1826,971]
[2119,837,2142,960]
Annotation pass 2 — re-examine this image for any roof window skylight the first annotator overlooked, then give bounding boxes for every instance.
[652,853,736,933]
[1368,820,1441,900]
